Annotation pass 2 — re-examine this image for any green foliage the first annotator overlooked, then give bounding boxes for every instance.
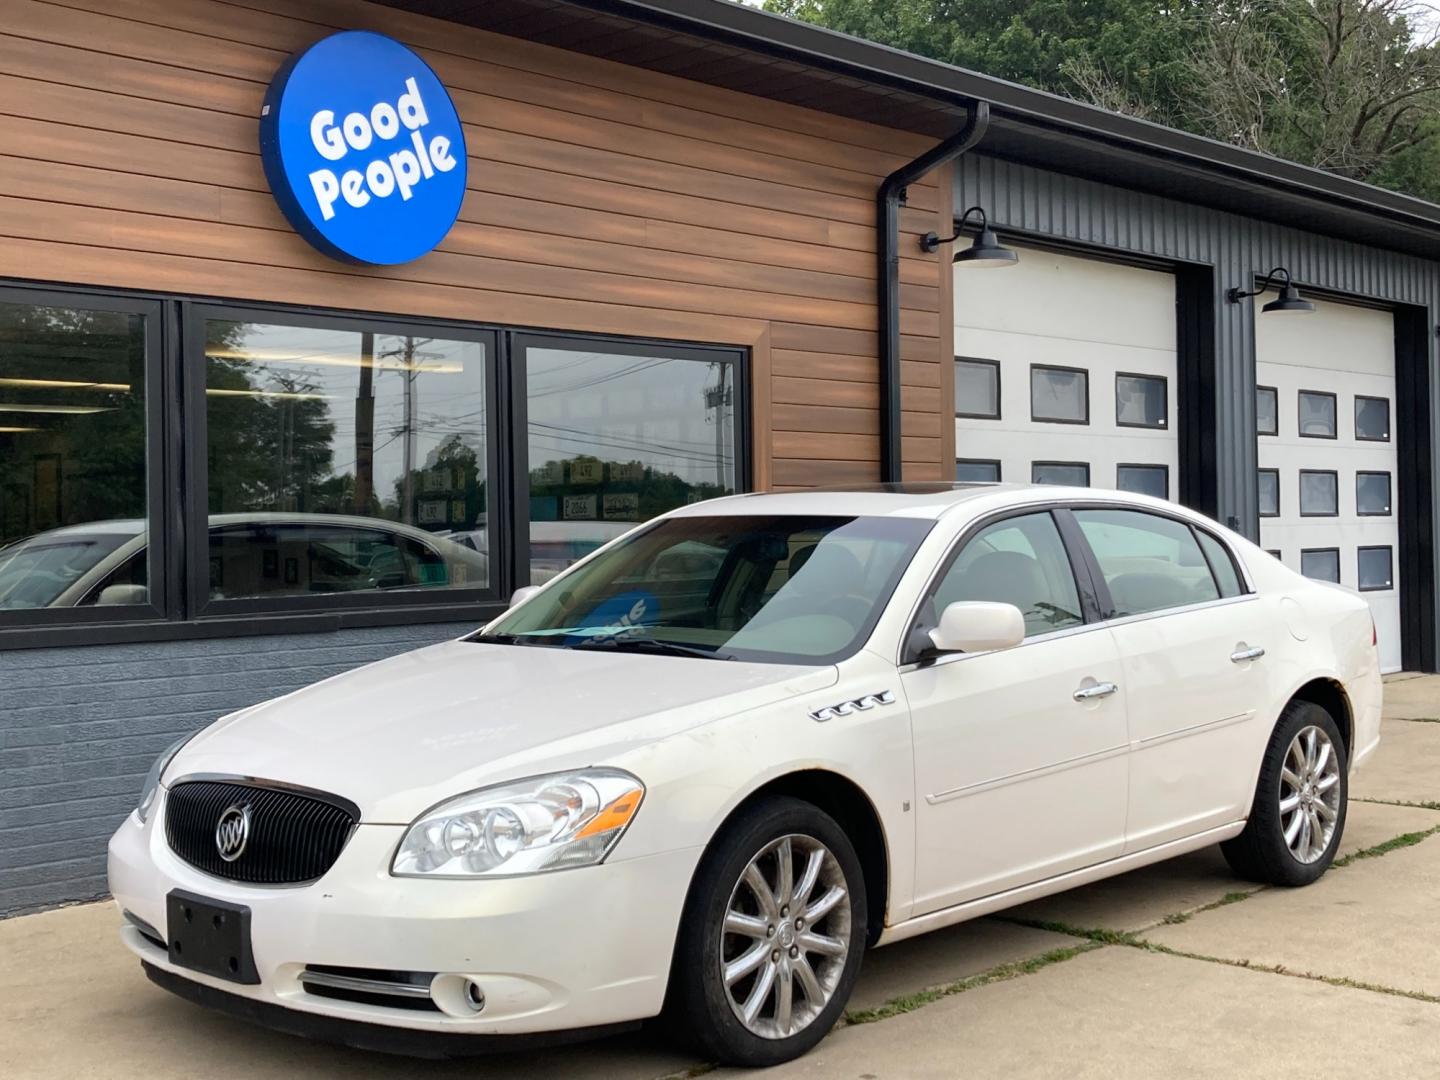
[764,0,1440,202]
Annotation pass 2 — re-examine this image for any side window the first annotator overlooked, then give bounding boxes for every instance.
[933,512,1083,637]
[1073,509,1221,617]
[1195,529,1243,598]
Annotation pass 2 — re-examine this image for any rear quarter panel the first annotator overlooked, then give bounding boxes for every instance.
[1236,539,1382,791]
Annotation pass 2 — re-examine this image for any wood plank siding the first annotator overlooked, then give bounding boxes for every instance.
[0,0,954,486]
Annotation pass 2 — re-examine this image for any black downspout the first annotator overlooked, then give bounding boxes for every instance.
[877,101,990,483]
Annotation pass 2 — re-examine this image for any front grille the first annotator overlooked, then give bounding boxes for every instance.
[164,779,357,885]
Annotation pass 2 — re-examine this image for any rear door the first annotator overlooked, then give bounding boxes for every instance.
[901,509,1129,913]
[1068,507,1271,851]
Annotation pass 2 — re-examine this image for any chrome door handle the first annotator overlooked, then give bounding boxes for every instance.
[1230,646,1266,663]
[1073,681,1119,702]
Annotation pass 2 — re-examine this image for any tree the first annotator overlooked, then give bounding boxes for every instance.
[764,0,1440,202]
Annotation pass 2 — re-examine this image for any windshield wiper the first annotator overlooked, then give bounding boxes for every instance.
[467,632,559,647]
[571,636,733,661]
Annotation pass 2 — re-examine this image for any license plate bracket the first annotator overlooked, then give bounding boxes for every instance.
[166,889,260,985]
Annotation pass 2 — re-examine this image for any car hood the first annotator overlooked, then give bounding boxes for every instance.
[167,640,837,822]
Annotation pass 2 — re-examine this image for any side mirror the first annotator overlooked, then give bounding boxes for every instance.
[509,585,542,607]
[95,584,148,606]
[929,601,1025,654]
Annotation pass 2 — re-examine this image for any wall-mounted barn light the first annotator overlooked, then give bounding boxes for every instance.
[1227,267,1315,314]
[921,205,1018,267]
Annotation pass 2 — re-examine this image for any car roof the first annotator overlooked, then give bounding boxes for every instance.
[666,482,1163,521]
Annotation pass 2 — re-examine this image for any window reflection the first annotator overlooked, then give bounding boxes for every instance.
[524,344,738,583]
[204,319,489,600]
[0,300,149,609]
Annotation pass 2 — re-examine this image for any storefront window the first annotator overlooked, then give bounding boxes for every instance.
[204,316,490,602]
[521,339,740,584]
[0,297,151,611]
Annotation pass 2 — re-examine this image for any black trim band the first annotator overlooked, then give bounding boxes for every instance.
[141,962,641,1059]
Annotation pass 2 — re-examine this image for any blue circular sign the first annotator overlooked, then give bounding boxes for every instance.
[259,31,467,266]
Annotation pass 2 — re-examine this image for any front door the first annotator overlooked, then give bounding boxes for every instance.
[902,509,1129,914]
[1070,507,1271,850]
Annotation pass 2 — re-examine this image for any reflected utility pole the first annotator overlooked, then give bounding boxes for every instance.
[401,337,416,525]
[355,332,375,512]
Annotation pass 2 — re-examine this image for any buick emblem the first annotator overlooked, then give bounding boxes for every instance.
[215,803,252,863]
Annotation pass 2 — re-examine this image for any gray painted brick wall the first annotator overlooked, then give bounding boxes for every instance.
[0,623,463,915]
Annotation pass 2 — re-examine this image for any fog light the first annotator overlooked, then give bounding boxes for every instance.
[464,979,486,1012]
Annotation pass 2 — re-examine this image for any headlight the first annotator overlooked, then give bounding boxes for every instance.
[392,769,645,878]
[136,733,195,824]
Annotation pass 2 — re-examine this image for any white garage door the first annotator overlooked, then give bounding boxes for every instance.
[1256,298,1400,672]
[953,247,1178,499]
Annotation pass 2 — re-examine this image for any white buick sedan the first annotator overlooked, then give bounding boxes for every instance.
[108,484,1381,1067]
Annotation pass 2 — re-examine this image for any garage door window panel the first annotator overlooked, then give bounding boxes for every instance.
[1298,470,1339,517]
[1258,469,1280,517]
[1356,472,1392,517]
[1073,508,1222,617]
[1358,546,1394,592]
[1115,374,1166,429]
[1298,390,1338,439]
[930,512,1085,638]
[1256,386,1279,436]
[954,358,1000,419]
[0,290,165,625]
[1030,365,1089,424]
[1116,464,1168,499]
[1301,548,1341,583]
[196,309,497,613]
[955,459,1001,483]
[1032,461,1089,487]
[1355,395,1390,442]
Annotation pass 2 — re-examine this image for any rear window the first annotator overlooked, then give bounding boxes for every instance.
[1074,509,1221,617]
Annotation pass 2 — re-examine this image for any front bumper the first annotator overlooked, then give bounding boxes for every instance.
[107,790,701,1042]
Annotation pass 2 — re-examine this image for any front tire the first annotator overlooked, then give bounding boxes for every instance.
[671,796,867,1067]
[1222,699,1348,886]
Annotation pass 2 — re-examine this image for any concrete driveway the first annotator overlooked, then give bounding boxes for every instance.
[5,675,1440,1078]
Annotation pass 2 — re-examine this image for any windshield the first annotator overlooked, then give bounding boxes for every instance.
[483,514,933,664]
[0,532,135,609]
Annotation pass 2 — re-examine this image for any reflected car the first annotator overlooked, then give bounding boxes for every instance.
[440,521,632,584]
[109,484,1381,1067]
[0,513,489,609]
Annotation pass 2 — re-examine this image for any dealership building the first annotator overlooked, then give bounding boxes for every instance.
[3,0,1440,912]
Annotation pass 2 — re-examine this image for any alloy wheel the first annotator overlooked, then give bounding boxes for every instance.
[719,833,852,1039]
[1279,724,1342,864]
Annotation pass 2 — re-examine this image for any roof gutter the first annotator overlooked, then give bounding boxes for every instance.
[878,102,988,483]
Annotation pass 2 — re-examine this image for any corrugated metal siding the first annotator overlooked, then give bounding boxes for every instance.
[955,153,1440,546]
[0,623,461,914]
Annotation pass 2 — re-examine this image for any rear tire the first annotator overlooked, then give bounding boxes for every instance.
[670,796,867,1067]
[1222,699,1348,886]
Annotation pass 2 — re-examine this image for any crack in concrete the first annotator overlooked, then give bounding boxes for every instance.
[1332,824,1440,867]
[841,942,1101,1025]
[1132,942,1440,1006]
[1352,795,1440,812]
